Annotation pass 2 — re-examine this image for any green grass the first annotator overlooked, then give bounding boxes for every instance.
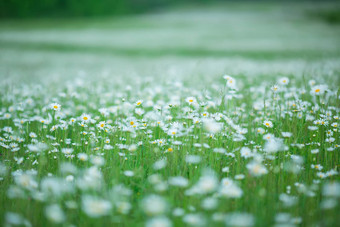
[0,73,339,227]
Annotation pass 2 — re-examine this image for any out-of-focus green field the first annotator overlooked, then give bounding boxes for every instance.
[0,2,339,83]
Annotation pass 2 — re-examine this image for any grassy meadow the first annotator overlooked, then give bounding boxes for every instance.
[0,2,339,227]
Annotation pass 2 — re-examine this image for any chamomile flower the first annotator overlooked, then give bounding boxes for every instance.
[124,170,134,177]
[77,153,88,161]
[203,118,222,134]
[311,164,323,171]
[45,204,65,223]
[50,103,61,111]
[257,127,265,134]
[97,121,106,130]
[271,85,279,93]
[264,138,284,153]
[247,161,268,177]
[225,212,254,227]
[146,216,172,227]
[263,120,273,128]
[80,114,91,122]
[82,196,112,218]
[240,147,253,159]
[219,179,243,198]
[281,132,292,138]
[135,108,145,116]
[278,77,289,85]
[136,100,143,106]
[61,148,73,155]
[311,149,319,154]
[29,132,37,138]
[309,80,316,86]
[223,75,237,89]
[310,85,327,95]
[3,113,11,119]
[141,194,168,216]
[168,176,189,187]
[186,97,197,105]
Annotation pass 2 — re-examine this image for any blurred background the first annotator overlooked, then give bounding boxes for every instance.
[1,0,340,19]
[0,0,339,84]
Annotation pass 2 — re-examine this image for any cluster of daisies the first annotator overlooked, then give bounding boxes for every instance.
[0,73,339,227]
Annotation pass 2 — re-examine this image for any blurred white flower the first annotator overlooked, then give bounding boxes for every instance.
[168,176,189,187]
[124,170,134,177]
[185,155,201,164]
[153,158,167,170]
[240,147,253,159]
[82,195,112,217]
[183,213,206,226]
[50,103,61,111]
[219,178,243,198]
[246,161,268,177]
[225,212,254,227]
[203,118,222,134]
[146,216,172,227]
[45,204,65,224]
[278,77,289,85]
[322,182,340,197]
[264,138,284,153]
[142,194,168,216]
[263,120,273,128]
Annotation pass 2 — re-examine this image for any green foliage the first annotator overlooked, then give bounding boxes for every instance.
[0,0,173,18]
[309,8,340,24]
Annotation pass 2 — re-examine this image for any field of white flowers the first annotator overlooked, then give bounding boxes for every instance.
[0,2,339,227]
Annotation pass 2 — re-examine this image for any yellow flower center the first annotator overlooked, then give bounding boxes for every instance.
[253,165,260,173]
